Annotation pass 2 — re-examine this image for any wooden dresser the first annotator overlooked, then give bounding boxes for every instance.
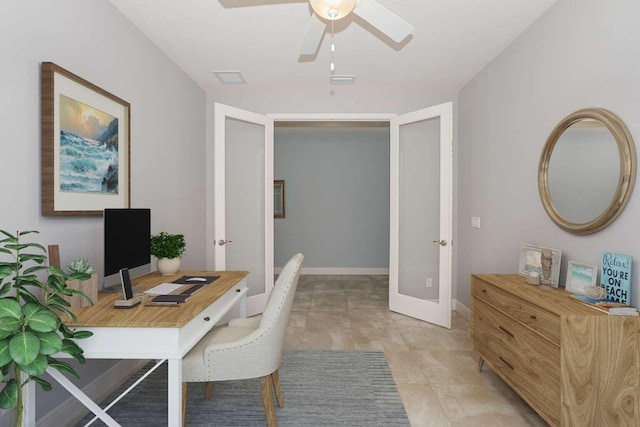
[471,274,640,426]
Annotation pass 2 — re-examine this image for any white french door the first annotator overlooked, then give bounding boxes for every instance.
[389,102,453,328]
[211,103,274,316]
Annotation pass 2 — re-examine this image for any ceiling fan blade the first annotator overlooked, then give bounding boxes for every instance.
[299,14,326,56]
[353,0,413,43]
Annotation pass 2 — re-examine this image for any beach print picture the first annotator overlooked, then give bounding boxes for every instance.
[523,248,542,275]
[59,95,119,194]
[565,261,597,294]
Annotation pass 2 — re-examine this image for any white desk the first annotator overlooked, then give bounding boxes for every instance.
[27,271,248,427]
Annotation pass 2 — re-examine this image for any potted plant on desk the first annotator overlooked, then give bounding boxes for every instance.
[150,232,186,275]
[0,230,93,427]
[64,257,98,312]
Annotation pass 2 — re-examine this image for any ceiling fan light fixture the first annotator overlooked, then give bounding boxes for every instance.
[309,0,357,21]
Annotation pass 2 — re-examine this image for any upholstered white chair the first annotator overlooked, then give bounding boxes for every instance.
[181,253,304,427]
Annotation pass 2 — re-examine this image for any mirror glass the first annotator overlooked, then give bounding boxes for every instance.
[547,120,619,223]
[539,108,636,234]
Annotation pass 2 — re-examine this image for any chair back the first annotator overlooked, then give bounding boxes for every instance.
[199,253,304,381]
[261,253,304,330]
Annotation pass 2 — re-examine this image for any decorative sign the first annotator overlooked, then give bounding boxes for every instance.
[600,252,632,305]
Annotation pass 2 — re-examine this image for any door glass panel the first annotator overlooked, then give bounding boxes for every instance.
[225,117,265,296]
[398,117,440,301]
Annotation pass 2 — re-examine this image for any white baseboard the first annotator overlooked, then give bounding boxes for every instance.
[37,359,149,427]
[453,299,471,320]
[274,267,389,275]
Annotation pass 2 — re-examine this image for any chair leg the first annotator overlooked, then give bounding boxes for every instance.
[182,382,188,427]
[271,370,284,408]
[260,375,278,427]
[205,381,214,400]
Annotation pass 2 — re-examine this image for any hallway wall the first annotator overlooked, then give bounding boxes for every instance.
[274,125,390,271]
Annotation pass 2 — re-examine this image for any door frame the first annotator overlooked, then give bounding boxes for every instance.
[207,109,455,322]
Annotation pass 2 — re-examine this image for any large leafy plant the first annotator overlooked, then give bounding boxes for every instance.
[150,232,186,259]
[0,230,93,426]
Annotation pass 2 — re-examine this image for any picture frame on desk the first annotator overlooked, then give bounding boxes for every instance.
[518,243,562,287]
[565,260,598,294]
[41,62,130,216]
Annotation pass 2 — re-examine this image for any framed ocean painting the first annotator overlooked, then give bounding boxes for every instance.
[41,62,130,215]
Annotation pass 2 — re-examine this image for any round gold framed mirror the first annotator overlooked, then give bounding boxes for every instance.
[538,108,636,234]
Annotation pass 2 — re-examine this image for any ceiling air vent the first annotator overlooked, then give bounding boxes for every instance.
[329,75,356,85]
[213,71,247,84]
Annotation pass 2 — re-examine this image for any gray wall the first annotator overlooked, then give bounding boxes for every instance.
[0,0,205,420]
[274,126,390,269]
[457,0,640,308]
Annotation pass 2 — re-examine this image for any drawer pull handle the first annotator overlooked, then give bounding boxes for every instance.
[530,315,537,320]
[236,289,241,293]
[499,356,514,370]
[481,289,487,293]
[204,316,211,322]
[499,326,514,338]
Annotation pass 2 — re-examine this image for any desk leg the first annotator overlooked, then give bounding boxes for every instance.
[168,358,183,426]
[46,367,120,426]
[239,292,247,319]
[20,375,35,427]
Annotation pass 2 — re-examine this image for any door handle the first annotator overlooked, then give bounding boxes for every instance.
[432,240,447,246]
[217,239,233,246]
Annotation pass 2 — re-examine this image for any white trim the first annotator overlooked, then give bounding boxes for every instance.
[274,267,389,275]
[268,113,396,121]
[454,299,471,321]
[37,359,148,427]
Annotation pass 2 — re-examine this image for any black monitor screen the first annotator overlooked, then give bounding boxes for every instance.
[104,208,151,276]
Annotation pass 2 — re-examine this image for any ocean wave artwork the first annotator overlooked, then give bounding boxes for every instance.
[59,95,119,194]
[570,265,593,288]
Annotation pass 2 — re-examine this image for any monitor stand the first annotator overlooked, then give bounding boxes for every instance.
[102,283,143,294]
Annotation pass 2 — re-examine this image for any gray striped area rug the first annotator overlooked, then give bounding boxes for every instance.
[77,350,410,426]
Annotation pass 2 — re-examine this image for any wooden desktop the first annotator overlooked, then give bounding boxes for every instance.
[25,270,249,427]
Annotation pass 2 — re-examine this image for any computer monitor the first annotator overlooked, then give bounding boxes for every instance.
[104,208,151,289]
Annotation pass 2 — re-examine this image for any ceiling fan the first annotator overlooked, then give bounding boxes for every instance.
[238,0,414,56]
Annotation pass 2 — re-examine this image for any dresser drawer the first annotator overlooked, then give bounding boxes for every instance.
[473,299,560,425]
[473,277,560,345]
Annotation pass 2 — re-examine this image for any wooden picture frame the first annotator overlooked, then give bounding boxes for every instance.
[518,243,562,287]
[41,62,130,216]
[565,260,598,294]
[274,180,285,218]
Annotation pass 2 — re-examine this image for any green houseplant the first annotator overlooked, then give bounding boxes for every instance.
[0,230,93,426]
[65,257,95,275]
[64,257,98,311]
[150,232,186,275]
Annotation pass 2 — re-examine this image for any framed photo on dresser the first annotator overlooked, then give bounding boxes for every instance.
[518,243,562,287]
[565,261,598,294]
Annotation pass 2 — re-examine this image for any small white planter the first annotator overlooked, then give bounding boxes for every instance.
[157,257,181,275]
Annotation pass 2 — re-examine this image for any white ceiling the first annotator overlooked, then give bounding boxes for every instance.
[109,0,557,108]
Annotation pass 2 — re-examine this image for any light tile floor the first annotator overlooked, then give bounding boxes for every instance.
[283,275,548,427]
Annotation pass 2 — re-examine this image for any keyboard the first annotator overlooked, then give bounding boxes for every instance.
[144,282,186,295]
